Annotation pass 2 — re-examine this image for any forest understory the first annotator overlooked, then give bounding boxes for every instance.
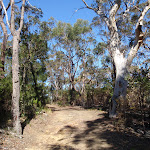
[0,104,150,150]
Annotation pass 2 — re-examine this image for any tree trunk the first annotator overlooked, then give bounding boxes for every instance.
[82,75,86,107]
[109,53,127,118]
[0,16,8,78]
[81,53,86,107]
[54,80,59,101]
[69,76,75,105]
[82,0,150,118]
[111,60,116,89]
[12,33,22,135]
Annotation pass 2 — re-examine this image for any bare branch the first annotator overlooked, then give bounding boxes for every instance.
[127,1,150,67]
[109,0,121,30]
[73,58,80,78]
[0,0,10,29]
[82,0,109,26]
[117,0,133,27]
[97,8,109,26]
[18,0,25,33]
[133,5,142,12]
[15,1,22,4]
[82,0,95,10]
[69,7,86,22]
[26,0,41,12]
[109,0,121,18]
[10,0,15,32]
[2,2,10,19]
[136,0,150,27]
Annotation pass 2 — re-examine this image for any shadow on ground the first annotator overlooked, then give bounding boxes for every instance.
[47,113,150,150]
[73,115,150,150]
[47,144,76,150]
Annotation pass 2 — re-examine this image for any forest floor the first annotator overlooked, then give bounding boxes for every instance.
[0,104,150,150]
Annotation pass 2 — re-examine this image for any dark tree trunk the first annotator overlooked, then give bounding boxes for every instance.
[30,62,40,107]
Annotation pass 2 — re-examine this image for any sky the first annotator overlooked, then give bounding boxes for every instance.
[28,0,97,24]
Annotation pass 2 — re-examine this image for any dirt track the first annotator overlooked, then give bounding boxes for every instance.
[0,105,150,150]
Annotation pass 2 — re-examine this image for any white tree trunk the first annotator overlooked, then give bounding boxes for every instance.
[82,0,150,118]
[109,53,127,117]
[12,33,22,135]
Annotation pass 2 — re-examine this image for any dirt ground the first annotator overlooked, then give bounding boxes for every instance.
[0,104,150,150]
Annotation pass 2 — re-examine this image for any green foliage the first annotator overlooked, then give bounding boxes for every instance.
[18,9,50,118]
[127,64,150,110]
[93,42,106,56]
[0,76,12,107]
[0,75,12,126]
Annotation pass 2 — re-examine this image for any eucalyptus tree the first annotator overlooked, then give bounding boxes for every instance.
[1,0,25,135]
[20,32,48,108]
[19,8,49,111]
[82,0,150,117]
[51,19,93,104]
[47,51,65,102]
[75,24,99,106]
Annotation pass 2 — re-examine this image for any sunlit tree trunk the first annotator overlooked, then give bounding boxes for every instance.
[9,0,25,135]
[109,52,127,117]
[12,33,22,134]
[82,0,150,118]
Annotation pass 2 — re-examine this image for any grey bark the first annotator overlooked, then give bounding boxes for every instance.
[6,0,25,135]
[12,33,22,134]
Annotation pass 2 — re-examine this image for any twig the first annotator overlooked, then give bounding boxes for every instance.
[26,0,41,12]
[69,7,85,22]
[82,0,95,10]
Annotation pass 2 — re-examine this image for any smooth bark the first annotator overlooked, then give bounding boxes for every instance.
[12,33,22,135]
[7,0,25,135]
[82,0,150,118]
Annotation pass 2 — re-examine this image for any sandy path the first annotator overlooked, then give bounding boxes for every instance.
[23,105,111,150]
[1,105,150,150]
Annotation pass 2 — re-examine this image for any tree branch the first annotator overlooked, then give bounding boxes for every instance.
[82,0,95,10]
[26,0,41,12]
[10,0,15,32]
[109,0,121,30]
[117,0,133,27]
[127,0,150,67]
[82,0,109,26]
[18,0,25,33]
[2,2,10,19]
[0,0,10,29]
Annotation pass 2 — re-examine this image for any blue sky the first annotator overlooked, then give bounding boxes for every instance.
[29,0,97,24]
